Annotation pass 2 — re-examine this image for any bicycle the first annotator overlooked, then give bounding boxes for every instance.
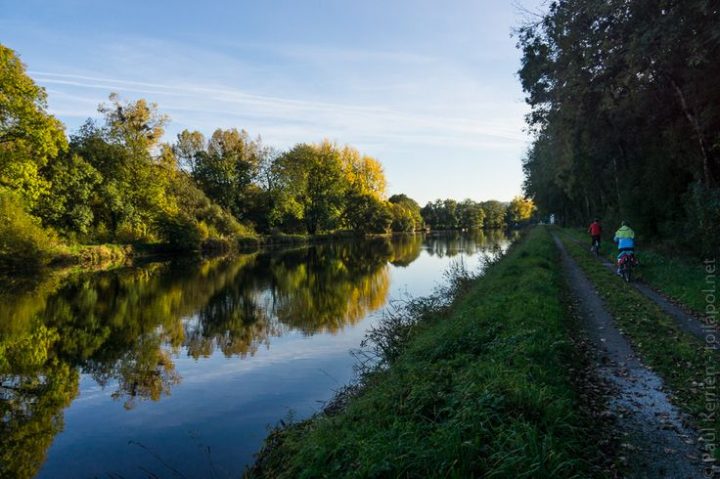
[618,252,637,283]
[590,238,600,257]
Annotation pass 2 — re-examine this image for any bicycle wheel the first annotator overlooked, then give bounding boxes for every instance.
[623,265,631,283]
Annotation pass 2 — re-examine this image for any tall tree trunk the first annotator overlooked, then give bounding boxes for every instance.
[584,194,591,220]
[669,77,713,186]
[612,146,623,218]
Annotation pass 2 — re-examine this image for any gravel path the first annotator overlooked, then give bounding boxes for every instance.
[554,234,705,478]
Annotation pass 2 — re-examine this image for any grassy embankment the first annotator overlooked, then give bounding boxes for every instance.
[556,229,718,451]
[248,227,603,478]
[565,228,709,314]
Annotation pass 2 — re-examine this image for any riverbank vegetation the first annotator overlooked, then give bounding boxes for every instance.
[248,228,604,478]
[0,43,535,272]
[518,0,720,257]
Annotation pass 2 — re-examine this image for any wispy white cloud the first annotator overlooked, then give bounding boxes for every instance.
[33,69,527,151]
[10,13,533,202]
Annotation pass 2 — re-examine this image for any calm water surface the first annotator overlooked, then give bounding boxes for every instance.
[0,231,512,479]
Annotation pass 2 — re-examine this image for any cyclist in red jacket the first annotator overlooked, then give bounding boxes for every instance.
[588,218,602,251]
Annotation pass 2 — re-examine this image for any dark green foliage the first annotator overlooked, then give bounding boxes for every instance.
[685,183,720,257]
[518,0,720,256]
[343,191,392,235]
[36,153,102,236]
[271,142,348,235]
[457,198,485,229]
[0,44,67,206]
[422,198,506,230]
[480,200,507,228]
[188,128,260,219]
[388,194,423,232]
[421,199,458,229]
[155,212,204,252]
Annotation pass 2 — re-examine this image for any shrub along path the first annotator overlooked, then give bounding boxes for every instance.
[554,233,704,478]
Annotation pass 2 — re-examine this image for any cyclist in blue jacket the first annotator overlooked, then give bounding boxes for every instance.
[614,221,635,275]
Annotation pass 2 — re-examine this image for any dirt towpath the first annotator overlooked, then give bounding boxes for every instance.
[575,237,714,345]
[554,234,704,478]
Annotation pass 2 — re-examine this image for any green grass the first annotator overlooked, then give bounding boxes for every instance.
[556,229,718,449]
[565,228,709,314]
[247,228,603,478]
[631,250,709,314]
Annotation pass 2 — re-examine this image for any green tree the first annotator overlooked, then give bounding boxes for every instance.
[68,120,132,238]
[174,129,205,171]
[69,94,170,240]
[273,141,348,234]
[0,44,67,206]
[389,194,423,232]
[457,199,485,229]
[480,200,507,229]
[191,128,260,219]
[420,199,461,230]
[36,153,102,235]
[517,0,720,254]
[344,191,392,235]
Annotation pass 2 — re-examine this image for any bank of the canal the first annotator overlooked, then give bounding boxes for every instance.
[247,227,608,478]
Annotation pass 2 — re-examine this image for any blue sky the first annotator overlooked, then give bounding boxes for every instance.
[1,0,544,205]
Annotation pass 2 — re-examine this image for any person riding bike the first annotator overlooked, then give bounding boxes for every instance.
[613,221,636,275]
[588,218,602,252]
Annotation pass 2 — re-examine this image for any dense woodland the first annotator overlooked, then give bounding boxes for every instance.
[0,44,535,271]
[518,0,720,255]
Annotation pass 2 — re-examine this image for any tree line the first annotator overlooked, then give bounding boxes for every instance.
[420,197,535,230]
[517,0,720,255]
[0,43,534,270]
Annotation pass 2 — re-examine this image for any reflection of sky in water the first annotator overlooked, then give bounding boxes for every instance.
[35,233,510,479]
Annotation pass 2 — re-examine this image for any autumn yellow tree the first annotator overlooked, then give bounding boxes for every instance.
[340,145,386,199]
[507,196,536,223]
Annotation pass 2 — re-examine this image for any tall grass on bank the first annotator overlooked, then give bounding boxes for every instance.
[247,228,599,478]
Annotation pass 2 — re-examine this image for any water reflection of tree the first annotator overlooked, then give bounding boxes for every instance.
[185,270,279,359]
[185,238,394,356]
[388,234,423,267]
[0,324,78,479]
[270,240,391,334]
[425,230,509,257]
[0,231,508,477]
